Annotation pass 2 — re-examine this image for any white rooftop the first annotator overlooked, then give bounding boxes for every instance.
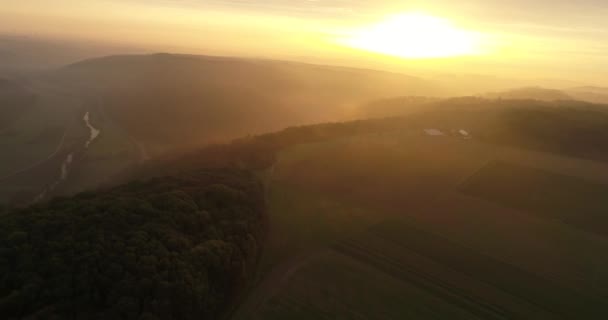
[424,129,445,136]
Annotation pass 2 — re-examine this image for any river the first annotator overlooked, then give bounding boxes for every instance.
[84,112,101,148]
[34,111,101,202]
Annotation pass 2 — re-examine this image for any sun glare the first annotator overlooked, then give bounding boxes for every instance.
[341,13,482,59]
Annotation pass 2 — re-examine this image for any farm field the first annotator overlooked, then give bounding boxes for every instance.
[254,250,496,320]
[272,132,493,213]
[412,191,608,297]
[256,182,384,276]
[462,160,608,237]
[253,132,490,275]
[235,129,608,319]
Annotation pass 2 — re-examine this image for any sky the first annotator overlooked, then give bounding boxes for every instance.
[1,0,608,84]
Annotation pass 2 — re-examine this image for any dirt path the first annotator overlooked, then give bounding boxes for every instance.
[233,250,331,320]
[233,156,332,319]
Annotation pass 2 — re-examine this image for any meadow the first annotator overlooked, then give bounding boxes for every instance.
[462,160,608,236]
[236,129,608,320]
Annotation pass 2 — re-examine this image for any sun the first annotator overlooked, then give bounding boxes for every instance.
[341,12,482,59]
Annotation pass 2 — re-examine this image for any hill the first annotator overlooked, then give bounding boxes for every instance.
[355,96,439,119]
[0,78,36,130]
[0,53,443,205]
[567,86,608,104]
[112,98,608,185]
[52,53,443,152]
[570,86,608,95]
[483,87,573,101]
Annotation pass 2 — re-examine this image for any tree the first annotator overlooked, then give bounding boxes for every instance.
[0,170,265,320]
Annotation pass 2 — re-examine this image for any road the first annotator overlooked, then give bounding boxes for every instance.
[232,250,331,320]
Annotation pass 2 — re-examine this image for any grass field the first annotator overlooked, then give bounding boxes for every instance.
[235,130,608,320]
[256,251,493,320]
[334,228,556,320]
[273,133,492,213]
[257,180,385,278]
[367,221,604,318]
[407,191,608,298]
[462,161,608,236]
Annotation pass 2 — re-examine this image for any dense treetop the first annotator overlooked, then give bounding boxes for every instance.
[0,169,265,320]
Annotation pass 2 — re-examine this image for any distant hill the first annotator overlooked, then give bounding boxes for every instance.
[570,86,608,95]
[51,54,444,153]
[121,98,608,185]
[484,87,573,101]
[0,78,36,130]
[483,86,608,105]
[566,86,608,104]
[355,96,439,119]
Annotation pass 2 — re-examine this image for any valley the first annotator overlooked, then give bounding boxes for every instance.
[2,54,608,320]
[3,1,608,318]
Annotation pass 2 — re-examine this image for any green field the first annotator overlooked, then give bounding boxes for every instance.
[256,251,494,320]
[257,181,383,275]
[462,161,608,236]
[235,131,608,320]
[369,221,602,318]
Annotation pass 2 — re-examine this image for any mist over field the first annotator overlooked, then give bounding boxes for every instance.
[2,1,608,319]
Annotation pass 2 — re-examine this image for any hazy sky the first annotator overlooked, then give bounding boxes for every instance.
[1,0,608,84]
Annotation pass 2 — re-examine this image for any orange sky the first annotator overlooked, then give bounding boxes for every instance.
[1,0,607,85]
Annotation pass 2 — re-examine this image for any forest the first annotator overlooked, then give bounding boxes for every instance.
[0,169,265,319]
